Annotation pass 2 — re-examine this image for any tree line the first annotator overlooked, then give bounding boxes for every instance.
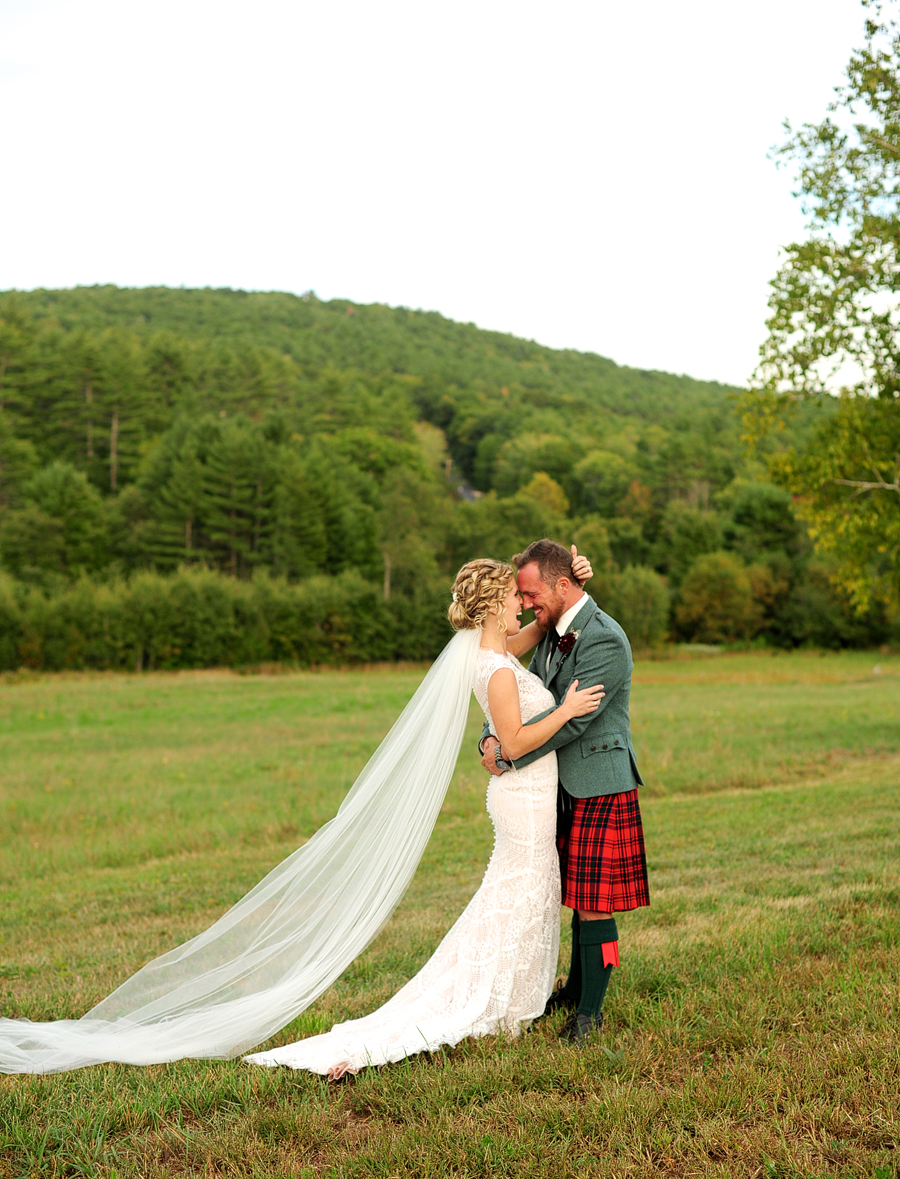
[0,280,892,673]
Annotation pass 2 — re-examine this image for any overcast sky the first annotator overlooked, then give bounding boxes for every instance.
[0,0,865,386]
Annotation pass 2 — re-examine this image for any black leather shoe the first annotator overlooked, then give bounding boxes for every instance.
[559,1011,602,1044]
[543,986,577,1016]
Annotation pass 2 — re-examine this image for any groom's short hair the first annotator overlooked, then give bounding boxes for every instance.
[512,539,573,586]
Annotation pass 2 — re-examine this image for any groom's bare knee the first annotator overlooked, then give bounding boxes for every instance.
[578,910,613,921]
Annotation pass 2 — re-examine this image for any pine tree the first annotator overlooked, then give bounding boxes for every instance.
[0,296,39,417]
[146,436,208,568]
[0,414,38,509]
[199,419,275,576]
[270,449,328,579]
[93,330,151,493]
[0,461,109,581]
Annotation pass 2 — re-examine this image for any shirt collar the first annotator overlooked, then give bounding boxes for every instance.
[555,593,588,638]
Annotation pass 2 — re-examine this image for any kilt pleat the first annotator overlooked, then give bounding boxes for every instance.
[558,788,650,912]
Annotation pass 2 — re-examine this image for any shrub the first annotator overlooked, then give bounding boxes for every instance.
[163,569,249,669]
[676,551,762,643]
[0,574,22,671]
[0,569,455,672]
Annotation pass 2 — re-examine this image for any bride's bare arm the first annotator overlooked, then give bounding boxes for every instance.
[486,669,604,761]
[507,621,544,658]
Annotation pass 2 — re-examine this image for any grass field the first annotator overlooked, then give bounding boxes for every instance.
[0,650,898,1178]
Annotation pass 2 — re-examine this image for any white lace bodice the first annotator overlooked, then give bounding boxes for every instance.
[472,646,556,735]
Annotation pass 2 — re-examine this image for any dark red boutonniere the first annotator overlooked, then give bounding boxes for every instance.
[557,629,580,656]
[556,631,577,660]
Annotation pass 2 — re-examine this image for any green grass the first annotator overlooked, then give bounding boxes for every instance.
[1,650,899,1177]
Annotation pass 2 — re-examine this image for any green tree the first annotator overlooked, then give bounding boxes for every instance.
[606,518,651,568]
[492,434,581,498]
[301,441,382,576]
[144,331,198,412]
[675,552,763,643]
[517,472,571,516]
[654,501,723,589]
[607,566,669,648]
[94,330,153,493]
[200,419,276,577]
[448,490,564,571]
[0,572,22,670]
[752,1,900,608]
[0,414,37,508]
[0,461,109,583]
[722,482,802,563]
[13,328,159,493]
[56,331,106,473]
[770,396,900,608]
[376,466,453,599]
[151,435,209,567]
[569,515,615,603]
[0,296,38,415]
[270,450,329,580]
[573,449,637,515]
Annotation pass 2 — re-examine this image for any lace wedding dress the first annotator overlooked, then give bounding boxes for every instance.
[244,646,561,1075]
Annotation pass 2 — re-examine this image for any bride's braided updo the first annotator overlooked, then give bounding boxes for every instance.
[448,559,516,634]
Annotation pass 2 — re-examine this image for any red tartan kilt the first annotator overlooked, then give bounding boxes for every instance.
[559,788,650,912]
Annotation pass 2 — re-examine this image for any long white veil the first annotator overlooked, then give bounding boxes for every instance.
[0,627,482,1074]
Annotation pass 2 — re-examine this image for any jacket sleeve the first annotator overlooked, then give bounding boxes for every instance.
[477,717,494,754]
[509,629,630,770]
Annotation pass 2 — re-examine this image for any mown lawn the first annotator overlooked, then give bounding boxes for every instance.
[0,650,898,1178]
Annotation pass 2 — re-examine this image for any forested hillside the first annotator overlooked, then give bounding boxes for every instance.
[0,285,891,671]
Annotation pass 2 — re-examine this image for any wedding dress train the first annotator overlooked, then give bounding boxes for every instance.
[0,632,560,1076]
[245,647,560,1075]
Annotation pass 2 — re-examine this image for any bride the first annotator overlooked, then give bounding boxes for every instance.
[246,557,602,1077]
[0,552,596,1077]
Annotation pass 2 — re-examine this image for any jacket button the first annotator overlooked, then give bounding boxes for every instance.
[602,743,608,750]
[590,744,596,751]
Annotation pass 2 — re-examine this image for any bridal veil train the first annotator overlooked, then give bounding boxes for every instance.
[0,628,482,1075]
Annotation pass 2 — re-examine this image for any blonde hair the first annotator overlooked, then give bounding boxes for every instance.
[448,559,516,634]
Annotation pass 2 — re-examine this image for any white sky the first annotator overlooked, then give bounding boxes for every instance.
[0,0,865,386]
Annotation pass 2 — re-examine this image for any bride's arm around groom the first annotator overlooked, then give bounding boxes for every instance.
[481,542,641,792]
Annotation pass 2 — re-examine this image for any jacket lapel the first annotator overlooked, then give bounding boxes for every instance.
[547,596,597,687]
[534,631,555,686]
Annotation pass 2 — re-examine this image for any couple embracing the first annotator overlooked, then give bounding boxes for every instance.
[0,539,648,1079]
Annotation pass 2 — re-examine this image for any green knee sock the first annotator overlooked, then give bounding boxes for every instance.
[577,917,618,1020]
[561,912,582,1000]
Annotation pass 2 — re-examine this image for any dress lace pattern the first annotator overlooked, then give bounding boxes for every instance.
[245,647,560,1075]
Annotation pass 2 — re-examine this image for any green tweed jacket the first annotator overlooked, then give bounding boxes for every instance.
[480,596,643,799]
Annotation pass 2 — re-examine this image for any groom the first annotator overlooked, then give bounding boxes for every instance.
[480,539,649,1043]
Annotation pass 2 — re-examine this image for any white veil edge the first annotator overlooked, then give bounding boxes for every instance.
[0,626,482,1074]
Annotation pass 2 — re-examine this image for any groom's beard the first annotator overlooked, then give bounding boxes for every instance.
[533,589,567,631]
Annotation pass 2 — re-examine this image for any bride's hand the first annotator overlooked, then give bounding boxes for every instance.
[563,678,605,717]
[571,545,593,586]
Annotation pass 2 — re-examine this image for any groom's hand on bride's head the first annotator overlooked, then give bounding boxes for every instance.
[570,545,593,587]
